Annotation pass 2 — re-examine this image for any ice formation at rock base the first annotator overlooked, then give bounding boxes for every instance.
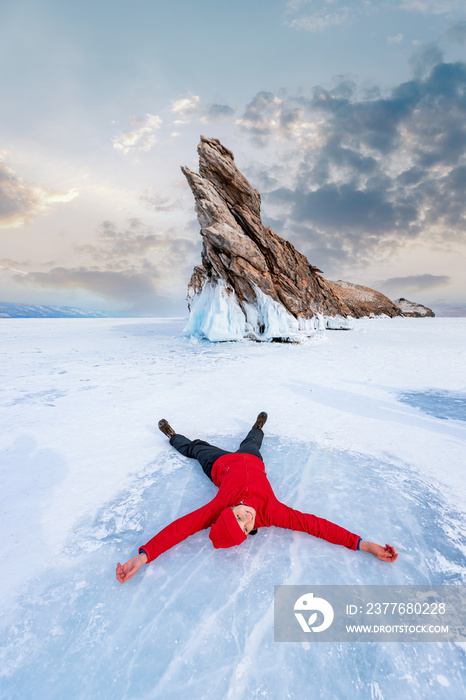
[183,281,353,342]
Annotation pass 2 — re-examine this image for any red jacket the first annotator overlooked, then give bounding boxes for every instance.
[140,452,360,563]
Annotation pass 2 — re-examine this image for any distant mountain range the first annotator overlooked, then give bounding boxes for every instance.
[1,300,463,320]
[0,302,112,318]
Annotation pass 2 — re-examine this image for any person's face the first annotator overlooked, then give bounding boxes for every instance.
[231,504,256,534]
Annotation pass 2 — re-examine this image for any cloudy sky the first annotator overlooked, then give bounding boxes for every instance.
[1,0,466,315]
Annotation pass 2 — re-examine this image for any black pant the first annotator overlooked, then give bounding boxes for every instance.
[170,428,264,481]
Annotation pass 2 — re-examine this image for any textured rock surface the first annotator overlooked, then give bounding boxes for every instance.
[328,280,402,318]
[393,297,435,317]
[182,136,402,336]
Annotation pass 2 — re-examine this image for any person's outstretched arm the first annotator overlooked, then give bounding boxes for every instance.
[115,498,221,584]
[268,500,398,562]
[268,499,360,550]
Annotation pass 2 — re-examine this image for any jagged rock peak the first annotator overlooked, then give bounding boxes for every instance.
[181,137,401,341]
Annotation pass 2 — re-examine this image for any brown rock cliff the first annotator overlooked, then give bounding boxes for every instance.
[182,137,402,331]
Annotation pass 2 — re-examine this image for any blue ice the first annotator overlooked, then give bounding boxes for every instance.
[397,390,466,422]
[1,438,465,699]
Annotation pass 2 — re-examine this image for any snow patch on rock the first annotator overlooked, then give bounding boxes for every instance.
[393,297,435,317]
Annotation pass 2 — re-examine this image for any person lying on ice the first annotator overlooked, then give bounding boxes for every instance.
[116,413,398,583]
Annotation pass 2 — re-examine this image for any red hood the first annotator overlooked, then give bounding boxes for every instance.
[211,452,275,527]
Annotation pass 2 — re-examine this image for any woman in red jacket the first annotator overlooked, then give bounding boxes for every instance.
[116,413,398,583]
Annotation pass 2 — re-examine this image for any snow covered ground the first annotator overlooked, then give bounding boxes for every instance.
[0,317,465,699]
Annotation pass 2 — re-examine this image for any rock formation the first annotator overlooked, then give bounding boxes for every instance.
[327,280,404,318]
[393,298,435,317]
[182,136,402,341]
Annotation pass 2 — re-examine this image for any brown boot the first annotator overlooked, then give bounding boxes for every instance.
[252,412,268,430]
[158,419,175,439]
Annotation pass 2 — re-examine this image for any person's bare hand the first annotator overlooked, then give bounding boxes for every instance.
[360,541,398,562]
[116,552,147,583]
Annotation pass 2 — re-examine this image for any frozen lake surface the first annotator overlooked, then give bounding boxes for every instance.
[398,390,466,422]
[0,317,465,699]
